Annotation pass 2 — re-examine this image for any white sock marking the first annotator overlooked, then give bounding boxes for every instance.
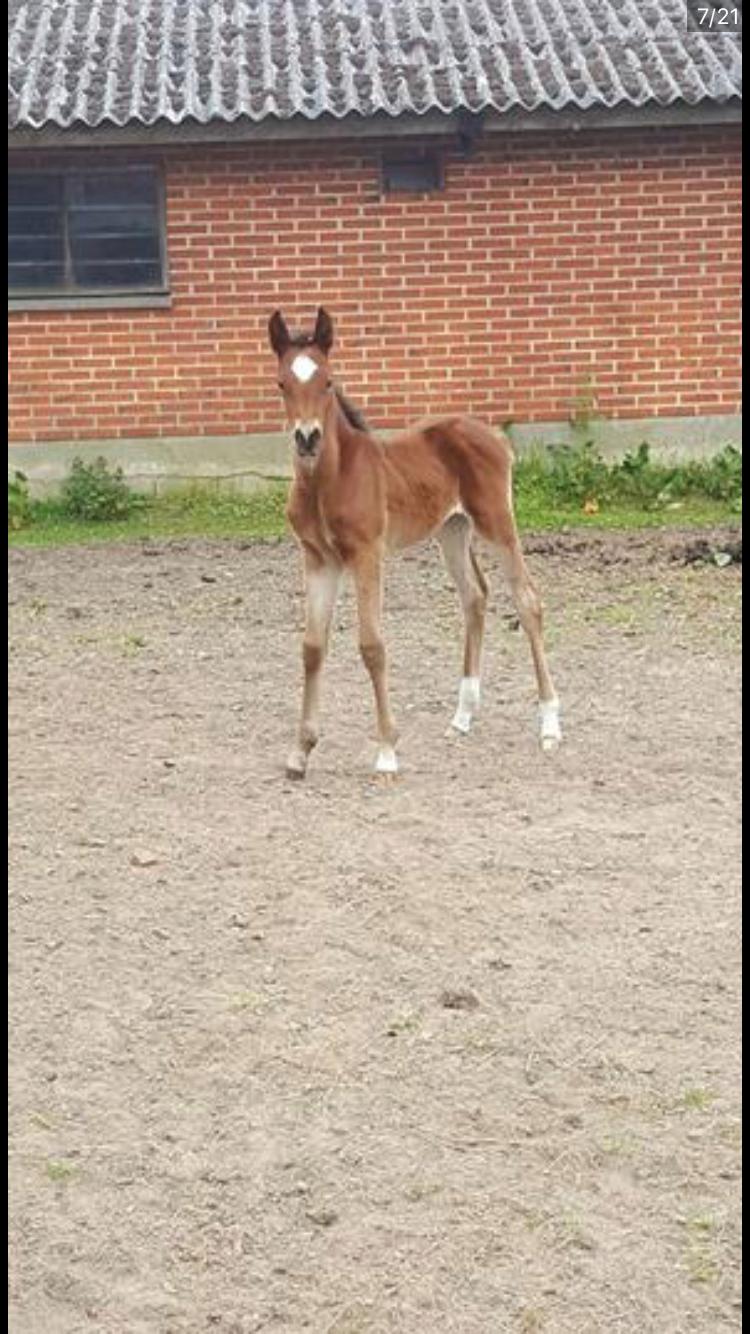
[451,675,481,734]
[538,697,562,750]
[375,745,399,775]
[291,353,318,383]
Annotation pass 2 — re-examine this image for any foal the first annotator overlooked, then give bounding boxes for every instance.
[269,307,561,780]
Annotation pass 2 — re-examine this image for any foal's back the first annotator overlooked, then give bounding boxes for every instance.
[382,414,515,551]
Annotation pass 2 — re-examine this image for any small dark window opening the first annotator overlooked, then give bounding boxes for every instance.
[381,153,443,194]
[8,167,167,297]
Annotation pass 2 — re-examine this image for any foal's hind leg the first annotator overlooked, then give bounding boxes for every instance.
[437,513,488,735]
[494,534,561,751]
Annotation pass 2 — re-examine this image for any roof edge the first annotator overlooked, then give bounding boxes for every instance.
[7,100,743,150]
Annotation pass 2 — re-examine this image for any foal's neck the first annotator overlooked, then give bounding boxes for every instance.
[322,397,365,473]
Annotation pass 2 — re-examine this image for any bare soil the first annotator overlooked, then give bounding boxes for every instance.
[8,527,742,1334]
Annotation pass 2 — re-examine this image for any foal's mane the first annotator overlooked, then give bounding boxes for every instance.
[334,388,369,432]
[288,331,369,432]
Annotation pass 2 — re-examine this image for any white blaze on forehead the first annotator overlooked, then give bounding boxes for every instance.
[291,353,318,383]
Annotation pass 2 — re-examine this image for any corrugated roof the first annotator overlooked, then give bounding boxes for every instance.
[8,0,742,132]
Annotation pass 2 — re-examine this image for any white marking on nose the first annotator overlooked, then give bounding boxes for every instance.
[293,419,322,437]
[291,353,318,383]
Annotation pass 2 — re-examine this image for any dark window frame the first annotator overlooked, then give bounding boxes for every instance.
[379,149,445,195]
[8,164,170,308]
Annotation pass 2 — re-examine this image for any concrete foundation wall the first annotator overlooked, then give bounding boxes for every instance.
[9,414,743,498]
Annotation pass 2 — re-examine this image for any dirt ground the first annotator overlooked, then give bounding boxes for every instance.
[8,526,742,1334]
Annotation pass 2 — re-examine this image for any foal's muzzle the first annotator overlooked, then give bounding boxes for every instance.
[294,427,322,457]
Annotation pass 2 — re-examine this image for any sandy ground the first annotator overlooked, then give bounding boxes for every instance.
[8,527,742,1334]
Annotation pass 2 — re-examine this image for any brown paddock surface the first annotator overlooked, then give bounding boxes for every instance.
[8,527,741,1334]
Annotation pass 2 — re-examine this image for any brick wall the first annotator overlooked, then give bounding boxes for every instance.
[8,124,742,444]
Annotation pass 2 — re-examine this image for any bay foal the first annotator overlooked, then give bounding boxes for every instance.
[269,307,561,780]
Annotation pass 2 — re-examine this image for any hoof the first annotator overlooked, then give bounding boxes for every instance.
[374,745,399,779]
[540,734,561,754]
[373,770,399,788]
[285,749,308,780]
[448,678,480,738]
[447,714,472,737]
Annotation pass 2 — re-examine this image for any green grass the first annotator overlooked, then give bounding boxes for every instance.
[45,1160,77,1184]
[9,484,290,548]
[681,1086,717,1112]
[8,486,738,550]
[516,493,735,533]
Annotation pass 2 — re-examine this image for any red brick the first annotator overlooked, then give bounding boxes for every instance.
[7,124,742,444]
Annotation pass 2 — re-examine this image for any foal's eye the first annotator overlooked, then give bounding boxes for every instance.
[277,381,284,390]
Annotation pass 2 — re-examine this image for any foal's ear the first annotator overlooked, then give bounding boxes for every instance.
[268,310,291,357]
[313,307,334,354]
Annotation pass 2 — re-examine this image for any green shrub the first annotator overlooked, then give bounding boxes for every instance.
[610,443,678,507]
[60,456,143,521]
[515,440,742,512]
[676,445,742,503]
[8,470,32,530]
[547,440,611,505]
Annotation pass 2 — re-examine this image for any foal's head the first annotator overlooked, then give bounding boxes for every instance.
[268,307,336,465]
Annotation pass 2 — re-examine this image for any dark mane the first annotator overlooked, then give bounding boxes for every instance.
[335,387,369,432]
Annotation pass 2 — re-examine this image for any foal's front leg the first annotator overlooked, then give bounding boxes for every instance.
[352,546,399,778]
[287,554,341,779]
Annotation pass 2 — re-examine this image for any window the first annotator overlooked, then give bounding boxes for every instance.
[381,152,443,194]
[8,167,167,300]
